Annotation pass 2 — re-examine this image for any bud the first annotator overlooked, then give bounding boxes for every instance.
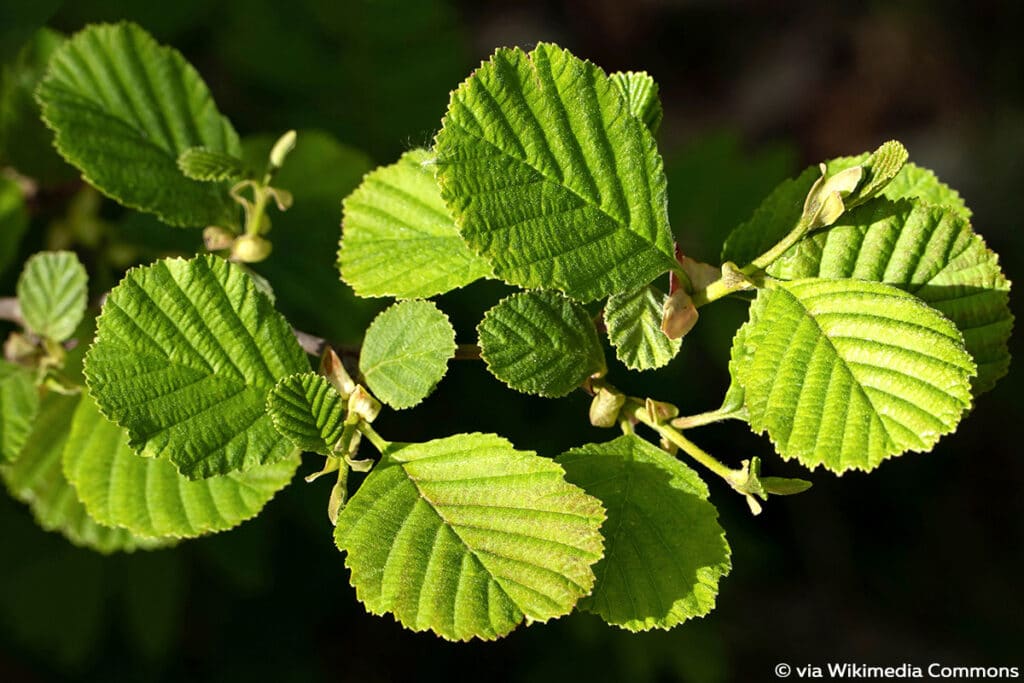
[661,288,698,340]
[680,256,720,292]
[589,386,625,428]
[231,234,272,263]
[645,397,679,424]
[320,348,357,399]
[802,164,863,231]
[203,226,235,251]
[348,385,381,423]
[269,130,297,170]
[4,332,39,366]
[327,476,347,525]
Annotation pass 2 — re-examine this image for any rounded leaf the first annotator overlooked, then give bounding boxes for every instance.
[267,373,347,455]
[17,250,88,342]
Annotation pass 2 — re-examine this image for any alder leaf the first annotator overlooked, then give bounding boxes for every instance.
[177,147,252,182]
[0,361,38,464]
[62,396,299,539]
[556,434,730,631]
[478,291,606,397]
[335,433,605,641]
[339,148,492,299]
[610,71,663,134]
[1,393,167,553]
[434,43,676,301]
[84,254,308,479]
[17,250,88,342]
[266,372,346,455]
[731,278,975,473]
[880,162,970,217]
[0,177,29,277]
[604,285,680,371]
[770,199,1012,394]
[36,22,241,227]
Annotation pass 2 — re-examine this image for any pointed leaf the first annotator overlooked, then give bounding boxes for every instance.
[358,300,455,409]
[478,291,605,397]
[17,250,88,342]
[731,279,975,473]
[434,43,676,301]
[610,71,663,134]
[556,434,730,631]
[266,372,346,455]
[604,285,681,371]
[770,199,1012,394]
[335,433,605,641]
[84,254,308,479]
[62,396,298,539]
[177,147,251,182]
[339,149,492,299]
[0,361,38,464]
[36,22,241,227]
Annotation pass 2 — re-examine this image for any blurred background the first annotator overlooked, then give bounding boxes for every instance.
[0,1,1021,681]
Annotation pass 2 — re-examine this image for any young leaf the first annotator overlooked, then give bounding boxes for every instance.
[84,254,308,479]
[0,361,39,464]
[610,71,663,135]
[731,279,975,473]
[556,434,730,631]
[266,373,346,455]
[17,250,88,342]
[880,163,970,218]
[478,291,606,397]
[334,433,605,641]
[339,149,492,299]
[0,177,29,276]
[36,22,241,227]
[434,43,677,301]
[62,397,299,539]
[604,285,681,371]
[1,393,167,553]
[359,300,455,409]
[177,147,251,182]
[769,199,1012,394]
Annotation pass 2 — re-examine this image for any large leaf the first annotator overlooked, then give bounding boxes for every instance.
[610,71,662,135]
[84,254,308,479]
[62,397,299,539]
[16,250,88,342]
[358,300,455,409]
[0,361,38,464]
[769,199,1011,394]
[556,434,730,631]
[177,147,251,182]
[266,373,346,455]
[36,22,241,227]
[1,393,165,553]
[0,177,29,276]
[339,149,492,299]
[731,279,975,473]
[335,433,605,641]
[604,285,681,371]
[478,291,605,397]
[434,43,676,301]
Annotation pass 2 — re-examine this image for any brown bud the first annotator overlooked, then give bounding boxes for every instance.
[589,386,626,428]
[661,289,698,340]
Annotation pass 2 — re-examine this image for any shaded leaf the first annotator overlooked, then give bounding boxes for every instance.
[604,285,681,371]
[177,147,251,182]
[0,361,38,464]
[266,372,346,455]
[0,176,29,276]
[17,250,88,342]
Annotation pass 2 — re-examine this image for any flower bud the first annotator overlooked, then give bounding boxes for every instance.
[589,386,626,428]
[661,289,698,340]
[231,234,272,263]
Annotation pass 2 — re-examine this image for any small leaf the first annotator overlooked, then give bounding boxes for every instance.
[731,278,975,473]
[478,291,605,397]
[266,373,347,455]
[36,22,241,227]
[359,300,455,409]
[17,250,88,342]
[0,176,29,277]
[335,433,605,641]
[177,147,251,182]
[62,396,299,539]
[845,140,908,208]
[610,71,663,134]
[435,44,677,301]
[556,434,730,631]
[880,162,970,217]
[0,360,39,464]
[339,149,492,299]
[84,254,308,479]
[604,285,680,371]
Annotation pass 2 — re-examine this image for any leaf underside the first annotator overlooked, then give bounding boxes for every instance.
[604,285,680,371]
[335,433,605,641]
[17,250,88,342]
[266,372,347,455]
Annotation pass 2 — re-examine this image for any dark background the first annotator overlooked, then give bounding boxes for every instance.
[0,1,1021,681]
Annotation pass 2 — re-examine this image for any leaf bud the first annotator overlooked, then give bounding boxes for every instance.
[661,288,698,340]
[589,386,626,428]
[231,234,273,263]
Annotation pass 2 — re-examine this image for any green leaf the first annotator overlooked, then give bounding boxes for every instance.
[0,361,38,464]
[610,71,663,135]
[844,140,908,208]
[177,147,251,182]
[16,250,88,342]
[358,300,455,409]
[769,199,1012,394]
[434,43,676,301]
[36,22,241,227]
[84,254,308,479]
[604,285,681,371]
[266,373,346,455]
[1,393,167,553]
[556,434,730,631]
[0,177,29,276]
[880,162,970,218]
[339,148,492,299]
[731,278,975,473]
[478,291,606,397]
[335,433,605,641]
[62,396,299,539]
